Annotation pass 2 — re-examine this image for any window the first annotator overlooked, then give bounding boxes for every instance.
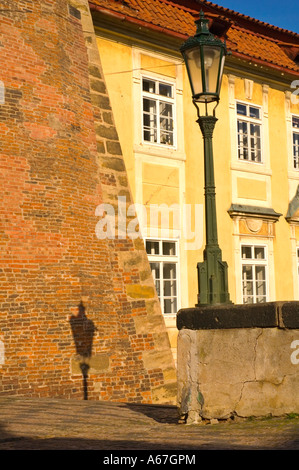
[146,239,178,314]
[293,115,299,169]
[142,77,175,146]
[241,245,267,304]
[237,102,262,162]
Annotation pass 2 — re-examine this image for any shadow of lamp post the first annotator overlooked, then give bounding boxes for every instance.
[70,301,97,400]
[180,11,232,306]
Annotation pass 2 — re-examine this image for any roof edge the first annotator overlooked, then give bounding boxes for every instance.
[198,0,299,38]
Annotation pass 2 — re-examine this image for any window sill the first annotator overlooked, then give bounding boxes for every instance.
[163,314,177,328]
[134,143,186,161]
[288,169,299,180]
[231,161,272,176]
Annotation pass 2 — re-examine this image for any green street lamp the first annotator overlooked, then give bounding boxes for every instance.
[180,11,231,306]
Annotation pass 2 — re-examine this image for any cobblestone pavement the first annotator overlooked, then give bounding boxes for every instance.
[0,396,298,451]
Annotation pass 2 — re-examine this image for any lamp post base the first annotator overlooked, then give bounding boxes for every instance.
[196,244,232,306]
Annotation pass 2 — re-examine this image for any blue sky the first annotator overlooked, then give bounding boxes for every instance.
[213,0,299,34]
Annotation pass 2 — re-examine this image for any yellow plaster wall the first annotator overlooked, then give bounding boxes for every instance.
[269,87,293,300]
[142,163,180,236]
[237,178,267,201]
[140,54,176,78]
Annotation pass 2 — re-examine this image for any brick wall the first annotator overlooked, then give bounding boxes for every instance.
[0,0,176,404]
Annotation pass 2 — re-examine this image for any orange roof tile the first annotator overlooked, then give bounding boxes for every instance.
[227,27,298,71]
[89,0,299,75]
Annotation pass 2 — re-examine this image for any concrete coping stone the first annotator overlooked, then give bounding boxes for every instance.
[177,301,299,330]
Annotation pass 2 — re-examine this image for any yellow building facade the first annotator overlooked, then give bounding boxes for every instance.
[90,0,299,360]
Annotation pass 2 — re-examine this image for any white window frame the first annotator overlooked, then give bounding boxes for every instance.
[141,76,176,148]
[240,244,269,304]
[292,115,299,170]
[145,238,180,315]
[236,101,263,164]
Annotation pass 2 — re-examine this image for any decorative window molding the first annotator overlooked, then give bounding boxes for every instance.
[229,79,271,175]
[244,79,253,100]
[228,204,278,304]
[142,76,175,147]
[236,101,262,163]
[228,204,282,223]
[285,92,299,179]
[146,238,180,315]
[132,48,185,161]
[241,244,268,304]
[292,115,299,170]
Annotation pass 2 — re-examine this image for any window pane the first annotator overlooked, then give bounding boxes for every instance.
[294,133,299,169]
[243,287,253,301]
[160,102,173,119]
[163,241,176,256]
[293,116,299,128]
[242,246,252,259]
[159,82,173,98]
[249,106,260,119]
[164,280,177,296]
[250,123,261,161]
[150,262,160,297]
[250,123,261,138]
[146,240,159,255]
[256,281,266,297]
[256,296,266,303]
[242,245,268,304]
[144,129,157,142]
[143,98,156,115]
[143,78,156,93]
[256,266,266,282]
[164,298,177,314]
[163,263,176,280]
[146,239,178,315]
[242,265,253,281]
[150,262,160,279]
[143,98,157,143]
[254,247,265,259]
[237,103,247,116]
[160,131,173,145]
[238,121,248,140]
[238,120,248,159]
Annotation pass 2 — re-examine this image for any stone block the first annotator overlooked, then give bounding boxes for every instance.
[177,319,299,420]
[126,284,155,299]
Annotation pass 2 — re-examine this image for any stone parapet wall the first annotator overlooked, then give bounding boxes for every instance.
[177,302,299,423]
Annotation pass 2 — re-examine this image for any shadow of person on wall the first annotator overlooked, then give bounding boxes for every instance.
[69,301,97,400]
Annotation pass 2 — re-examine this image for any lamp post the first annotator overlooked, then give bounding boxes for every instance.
[180,11,231,306]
